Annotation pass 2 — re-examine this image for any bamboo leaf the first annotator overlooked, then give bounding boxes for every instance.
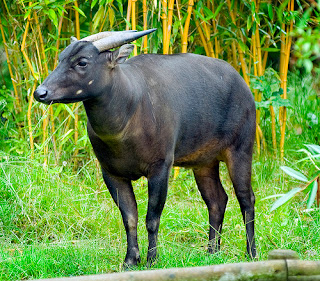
[92,6,104,31]
[305,144,320,155]
[48,9,58,27]
[24,9,32,20]
[261,48,280,52]
[91,0,99,9]
[267,4,273,20]
[270,187,302,211]
[280,166,308,182]
[63,104,75,119]
[73,5,86,18]
[109,8,115,28]
[307,179,318,209]
[213,2,224,19]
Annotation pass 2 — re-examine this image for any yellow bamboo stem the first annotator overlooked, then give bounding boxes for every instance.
[164,0,174,54]
[279,0,294,160]
[211,1,220,57]
[226,0,249,85]
[54,11,65,68]
[175,0,184,38]
[34,12,48,75]
[143,0,148,53]
[126,0,132,30]
[0,17,21,112]
[231,41,239,71]
[252,33,260,154]
[270,105,277,153]
[131,0,137,56]
[200,11,214,58]
[21,21,37,79]
[162,0,168,54]
[27,81,37,159]
[195,19,210,57]
[74,2,81,161]
[181,0,194,53]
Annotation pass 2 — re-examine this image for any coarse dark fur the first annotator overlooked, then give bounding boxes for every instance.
[34,40,256,267]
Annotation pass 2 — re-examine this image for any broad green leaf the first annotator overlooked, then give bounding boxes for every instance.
[280,166,308,182]
[271,187,302,211]
[303,59,313,73]
[270,96,292,108]
[255,100,271,109]
[307,179,318,209]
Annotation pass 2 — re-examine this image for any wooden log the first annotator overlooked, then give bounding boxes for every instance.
[288,260,320,278]
[268,249,300,260]
[31,260,287,281]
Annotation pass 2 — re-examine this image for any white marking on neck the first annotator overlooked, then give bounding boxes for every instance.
[88,80,94,85]
[76,89,83,95]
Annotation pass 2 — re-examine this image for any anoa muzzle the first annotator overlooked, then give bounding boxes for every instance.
[34,29,257,267]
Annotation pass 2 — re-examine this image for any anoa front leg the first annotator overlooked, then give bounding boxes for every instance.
[101,169,140,267]
[146,160,172,266]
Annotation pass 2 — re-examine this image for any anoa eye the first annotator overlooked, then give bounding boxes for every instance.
[77,60,87,67]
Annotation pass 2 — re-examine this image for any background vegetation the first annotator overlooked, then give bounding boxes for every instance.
[0,0,320,280]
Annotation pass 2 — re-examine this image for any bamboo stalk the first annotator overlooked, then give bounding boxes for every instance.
[142,0,148,53]
[73,2,81,161]
[252,33,261,154]
[195,19,210,57]
[279,0,294,160]
[0,16,21,113]
[200,11,214,58]
[317,177,320,207]
[175,0,184,38]
[126,0,132,30]
[27,81,37,159]
[226,0,250,86]
[211,1,220,58]
[162,0,168,54]
[54,11,65,68]
[181,0,194,53]
[231,41,239,71]
[164,0,175,54]
[131,0,137,56]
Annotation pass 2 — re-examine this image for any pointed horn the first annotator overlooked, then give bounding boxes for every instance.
[93,28,157,52]
[80,30,137,42]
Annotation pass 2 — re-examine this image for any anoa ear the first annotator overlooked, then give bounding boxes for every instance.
[114,44,134,64]
[70,36,78,43]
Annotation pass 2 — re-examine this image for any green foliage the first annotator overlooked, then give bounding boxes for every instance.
[269,144,320,211]
[252,68,292,109]
[294,4,320,74]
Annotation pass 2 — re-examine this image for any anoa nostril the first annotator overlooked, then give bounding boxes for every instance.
[39,89,48,99]
[34,87,48,101]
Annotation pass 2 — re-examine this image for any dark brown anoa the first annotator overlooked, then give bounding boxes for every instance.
[34,29,256,267]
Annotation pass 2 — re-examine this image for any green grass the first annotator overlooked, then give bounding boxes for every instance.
[1,151,320,280]
[0,73,320,280]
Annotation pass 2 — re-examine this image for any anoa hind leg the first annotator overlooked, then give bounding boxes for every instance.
[193,162,228,254]
[224,148,256,259]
